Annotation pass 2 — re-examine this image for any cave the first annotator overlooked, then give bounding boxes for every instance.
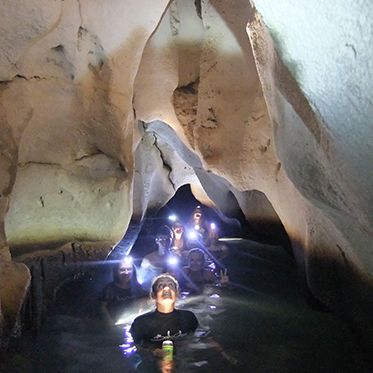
[0,0,372,371]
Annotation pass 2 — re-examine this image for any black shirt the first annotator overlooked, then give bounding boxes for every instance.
[101,282,145,320]
[130,309,198,347]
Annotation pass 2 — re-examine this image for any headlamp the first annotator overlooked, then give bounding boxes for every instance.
[188,230,198,240]
[121,255,133,266]
[167,255,179,267]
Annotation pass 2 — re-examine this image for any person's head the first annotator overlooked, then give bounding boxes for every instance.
[113,256,135,285]
[209,222,219,242]
[151,274,179,311]
[155,225,173,255]
[188,248,205,272]
[192,206,203,224]
[172,221,184,240]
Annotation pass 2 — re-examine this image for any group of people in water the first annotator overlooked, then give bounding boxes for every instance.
[99,205,232,369]
[139,205,229,292]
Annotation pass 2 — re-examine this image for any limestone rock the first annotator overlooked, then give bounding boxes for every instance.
[1,0,171,250]
[5,155,130,252]
[0,0,372,349]
[247,2,373,339]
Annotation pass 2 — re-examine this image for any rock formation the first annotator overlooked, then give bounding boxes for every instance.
[0,0,372,347]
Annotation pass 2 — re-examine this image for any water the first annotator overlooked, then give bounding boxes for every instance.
[1,240,370,372]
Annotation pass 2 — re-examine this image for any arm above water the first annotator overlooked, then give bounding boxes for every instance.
[218,268,230,285]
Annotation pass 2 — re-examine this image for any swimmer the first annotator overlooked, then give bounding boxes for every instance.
[100,256,145,327]
[130,274,198,352]
[170,221,188,258]
[181,248,217,293]
[139,226,173,290]
[181,248,230,292]
[187,206,210,247]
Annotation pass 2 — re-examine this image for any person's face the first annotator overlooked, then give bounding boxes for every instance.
[118,263,133,282]
[153,278,178,308]
[155,234,171,254]
[193,211,202,223]
[189,252,204,272]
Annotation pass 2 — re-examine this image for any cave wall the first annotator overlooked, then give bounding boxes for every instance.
[1,0,172,251]
[247,0,373,342]
[0,0,372,345]
[0,0,170,342]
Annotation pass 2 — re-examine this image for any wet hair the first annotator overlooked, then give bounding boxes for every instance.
[156,225,173,239]
[188,248,205,264]
[150,273,179,296]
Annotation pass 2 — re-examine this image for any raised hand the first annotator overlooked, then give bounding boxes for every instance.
[219,268,229,285]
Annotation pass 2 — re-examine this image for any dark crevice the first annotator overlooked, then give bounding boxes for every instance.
[336,244,349,267]
[51,44,64,52]
[18,161,60,168]
[194,0,202,19]
[15,74,47,81]
[74,149,106,162]
[152,133,175,190]
[177,79,199,94]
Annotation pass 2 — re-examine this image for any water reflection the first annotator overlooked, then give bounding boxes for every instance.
[2,240,370,373]
[119,324,137,356]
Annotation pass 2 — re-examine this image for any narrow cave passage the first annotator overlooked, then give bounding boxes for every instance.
[1,187,370,372]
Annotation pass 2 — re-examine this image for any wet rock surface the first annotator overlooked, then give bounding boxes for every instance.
[1,240,371,372]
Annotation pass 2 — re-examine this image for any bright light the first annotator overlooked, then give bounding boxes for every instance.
[168,215,177,222]
[167,256,179,266]
[208,262,216,270]
[136,263,148,284]
[121,255,133,266]
[115,301,154,326]
[218,237,243,242]
[188,230,198,240]
[194,224,200,230]
[137,275,144,285]
[210,222,216,230]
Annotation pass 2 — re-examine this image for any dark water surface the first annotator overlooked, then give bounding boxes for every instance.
[1,240,370,372]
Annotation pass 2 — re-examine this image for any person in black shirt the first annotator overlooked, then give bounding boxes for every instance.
[130,274,198,351]
[100,256,145,327]
[130,274,238,370]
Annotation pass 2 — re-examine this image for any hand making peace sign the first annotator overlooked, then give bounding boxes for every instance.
[219,268,229,284]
